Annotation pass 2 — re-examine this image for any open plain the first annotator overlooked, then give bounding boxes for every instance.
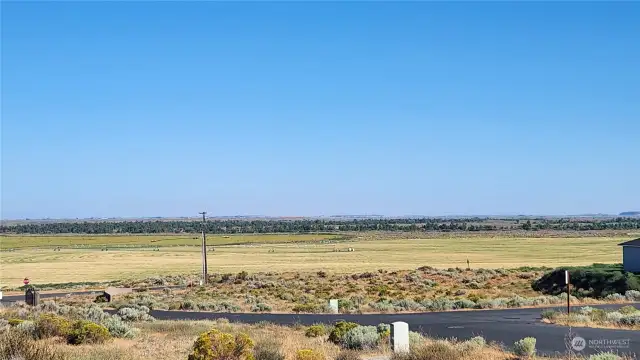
[0,233,631,286]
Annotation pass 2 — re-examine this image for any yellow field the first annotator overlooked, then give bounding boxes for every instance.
[0,235,629,286]
[0,233,340,249]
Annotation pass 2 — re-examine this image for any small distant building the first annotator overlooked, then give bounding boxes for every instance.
[619,238,640,273]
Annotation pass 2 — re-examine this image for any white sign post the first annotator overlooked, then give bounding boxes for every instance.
[565,270,571,315]
[391,322,410,353]
[328,299,339,314]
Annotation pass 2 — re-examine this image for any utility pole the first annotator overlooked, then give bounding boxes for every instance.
[199,212,208,285]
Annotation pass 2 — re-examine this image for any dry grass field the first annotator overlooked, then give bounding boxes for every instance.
[0,235,630,287]
[0,315,536,360]
[0,233,342,249]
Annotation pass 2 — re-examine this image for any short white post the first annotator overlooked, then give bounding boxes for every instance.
[391,321,410,353]
[328,299,339,314]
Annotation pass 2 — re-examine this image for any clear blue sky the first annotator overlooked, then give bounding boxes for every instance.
[1,2,639,219]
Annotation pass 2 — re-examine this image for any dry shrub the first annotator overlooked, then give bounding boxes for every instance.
[0,329,67,360]
[57,344,138,360]
[35,313,72,339]
[188,329,254,360]
[295,349,325,360]
[335,350,362,360]
[67,320,112,345]
[392,341,460,360]
[254,339,285,360]
[305,324,327,338]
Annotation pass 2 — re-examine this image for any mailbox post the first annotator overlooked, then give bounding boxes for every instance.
[25,287,40,306]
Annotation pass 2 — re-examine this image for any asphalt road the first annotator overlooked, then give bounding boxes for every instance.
[139,305,639,357]
[2,291,638,357]
[0,286,181,302]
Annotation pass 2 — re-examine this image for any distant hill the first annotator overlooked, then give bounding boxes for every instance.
[620,211,640,216]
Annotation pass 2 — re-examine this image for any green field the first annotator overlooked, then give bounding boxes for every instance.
[0,234,630,286]
[0,233,342,249]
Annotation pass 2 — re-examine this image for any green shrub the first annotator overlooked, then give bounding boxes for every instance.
[117,306,155,322]
[328,321,359,344]
[237,271,249,281]
[304,324,327,338]
[578,306,596,315]
[541,309,559,320]
[251,303,272,312]
[591,309,607,322]
[569,314,591,323]
[409,331,424,346]
[532,266,640,298]
[16,320,36,338]
[369,300,396,312]
[295,349,324,360]
[34,313,72,339]
[67,320,111,345]
[394,299,423,311]
[618,305,638,315]
[458,336,486,353]
[8,319,23,327]
[188,329,254,360]
[377,323,390,337]
[338,299,356,311]
[453,299,476,309]
[84,305,111,324]
[335,350,362,360]
[620,313,640,326]
[342,326,379,350]
[513,337,536,357]
[102,315,139,338]
[626,290,640,301]
[605,293,626,301]
[38,300,60,313]
[605,311,624,323]
[254,340,285,360]
[292,304,320,313]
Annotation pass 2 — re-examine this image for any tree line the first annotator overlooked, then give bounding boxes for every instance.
[1,217,639,234]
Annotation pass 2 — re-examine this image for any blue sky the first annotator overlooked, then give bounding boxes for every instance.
[1,2,638,219]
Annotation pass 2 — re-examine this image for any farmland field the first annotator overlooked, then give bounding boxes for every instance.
[0,234,630,286]
[0,233,342,249]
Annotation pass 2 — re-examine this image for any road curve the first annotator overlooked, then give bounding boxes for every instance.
[136,305,639,357]
[2,291,638,357]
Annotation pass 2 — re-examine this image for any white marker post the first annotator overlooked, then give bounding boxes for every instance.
[328,299,339,314]
[565,270,571,315]
[391,322,410,354]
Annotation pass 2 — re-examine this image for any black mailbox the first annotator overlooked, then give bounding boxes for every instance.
[25,288,40,306]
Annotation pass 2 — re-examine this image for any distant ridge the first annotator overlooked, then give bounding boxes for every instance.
[620,211,640,216]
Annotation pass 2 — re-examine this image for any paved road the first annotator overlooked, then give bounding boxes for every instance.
[0,286,182,303]
[2,291,638,357]
[135,305,640,357]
